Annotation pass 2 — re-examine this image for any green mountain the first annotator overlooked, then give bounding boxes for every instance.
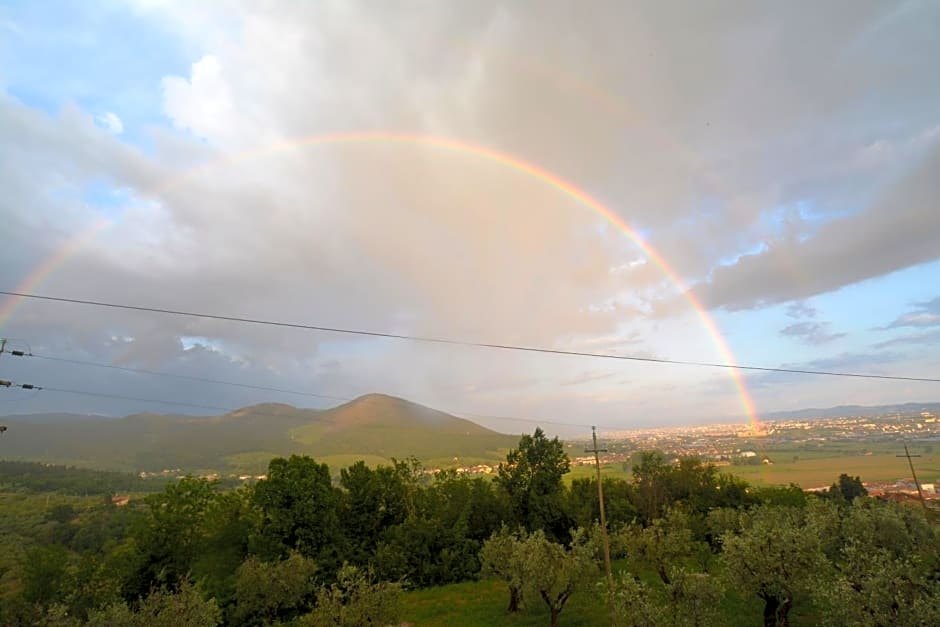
[0,394,517,474]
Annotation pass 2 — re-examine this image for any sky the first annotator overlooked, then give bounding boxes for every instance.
[1,0,939,435]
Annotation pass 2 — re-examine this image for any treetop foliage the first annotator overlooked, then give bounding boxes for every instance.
[1,430,938,627]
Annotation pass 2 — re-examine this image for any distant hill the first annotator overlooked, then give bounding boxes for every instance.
[762,401,940,421]
[0,412,119,424]
[0,394,517,474]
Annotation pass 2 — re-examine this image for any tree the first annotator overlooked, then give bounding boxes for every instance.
[623,508,704,585]
[631,453,755,523]
[339,461,408,565]
[251,456,345,568]
[567,477,638,530]
[129,476,218,594]
[21,544,71,608]
[721,506,823,627]
[301,564,402,626]
[480,526,526,612]
[480,527,599,625]
[631,451,673,523]
[704,507,742,552]
[424,470,507,543]
[390,456,424,519]
[192,486,258,607]
[609,569,726,627]
[87,581,221,627]
[807,498,940,625]
[496,428,571,539]
[520,529,599,627]
[373,516,479,587]
[609,574,661,627]
[662,569,726,627]
[62,553,124,622]
[752,484,807,508]
[230,552,318,625]
[46,504,77,524]
[824,474,867,503]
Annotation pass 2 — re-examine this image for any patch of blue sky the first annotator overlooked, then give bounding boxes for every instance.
[0,0,190,149]
[815,258,940,333]
[712,307,813,370]
[714,241,767,269]
[717,258,940,371]
[81,179,131,219]
[315,334,394,360]
[180,336,224,352]
[760,200,860,240]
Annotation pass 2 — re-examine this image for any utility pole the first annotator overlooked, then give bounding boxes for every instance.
[898,444,929,512]
[1,341,10,439]
[586,426,613,591]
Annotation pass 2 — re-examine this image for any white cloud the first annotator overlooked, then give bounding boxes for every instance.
[95,111,124,134]
[4,1,940,424]
[162,55,236,142]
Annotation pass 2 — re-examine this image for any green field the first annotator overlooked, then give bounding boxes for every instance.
[723,451,940,488]
[563,444,940,490]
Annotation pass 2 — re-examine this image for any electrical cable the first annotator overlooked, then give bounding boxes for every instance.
[2,290,937,383]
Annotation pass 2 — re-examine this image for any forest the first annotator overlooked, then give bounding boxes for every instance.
[1,428,938,627]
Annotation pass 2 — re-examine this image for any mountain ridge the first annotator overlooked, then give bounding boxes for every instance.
[760,401,940,421]
[0,393,516,474]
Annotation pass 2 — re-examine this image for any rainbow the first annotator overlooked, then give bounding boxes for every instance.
[0,218,112,329]
[0,132,761,428]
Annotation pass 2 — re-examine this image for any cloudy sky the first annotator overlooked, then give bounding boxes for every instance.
[1,0,939,433]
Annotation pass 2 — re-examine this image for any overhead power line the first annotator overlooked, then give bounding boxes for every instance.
[38,385,236,413]
[2,349,617,431]
[13,382,617,432]
[23,354,620,429]
[29,354,350,403]
[3,290,938,383]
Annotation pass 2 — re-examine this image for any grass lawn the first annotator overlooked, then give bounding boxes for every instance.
[400,578,607,626]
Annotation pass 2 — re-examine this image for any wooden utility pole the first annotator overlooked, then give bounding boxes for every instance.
[898,444,929,512]
[585,426,613,590]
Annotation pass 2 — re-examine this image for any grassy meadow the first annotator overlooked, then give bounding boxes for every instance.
[564,440,940,489]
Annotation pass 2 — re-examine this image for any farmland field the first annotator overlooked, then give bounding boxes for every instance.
[563,442,940,489]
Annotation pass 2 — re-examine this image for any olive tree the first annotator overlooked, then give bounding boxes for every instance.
[480,526,526,612]
[807,499,940,626]
[720,506,823,627]
[521,529,599,627]
[301,564,402,626]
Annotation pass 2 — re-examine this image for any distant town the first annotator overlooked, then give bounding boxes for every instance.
[565,409,940,500]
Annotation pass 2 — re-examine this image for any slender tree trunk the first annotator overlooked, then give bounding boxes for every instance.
[542,590,570,627]
[777,598,792,627]
[762,595,791,627]
[657,563,671,585]
[507,585,521,613]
